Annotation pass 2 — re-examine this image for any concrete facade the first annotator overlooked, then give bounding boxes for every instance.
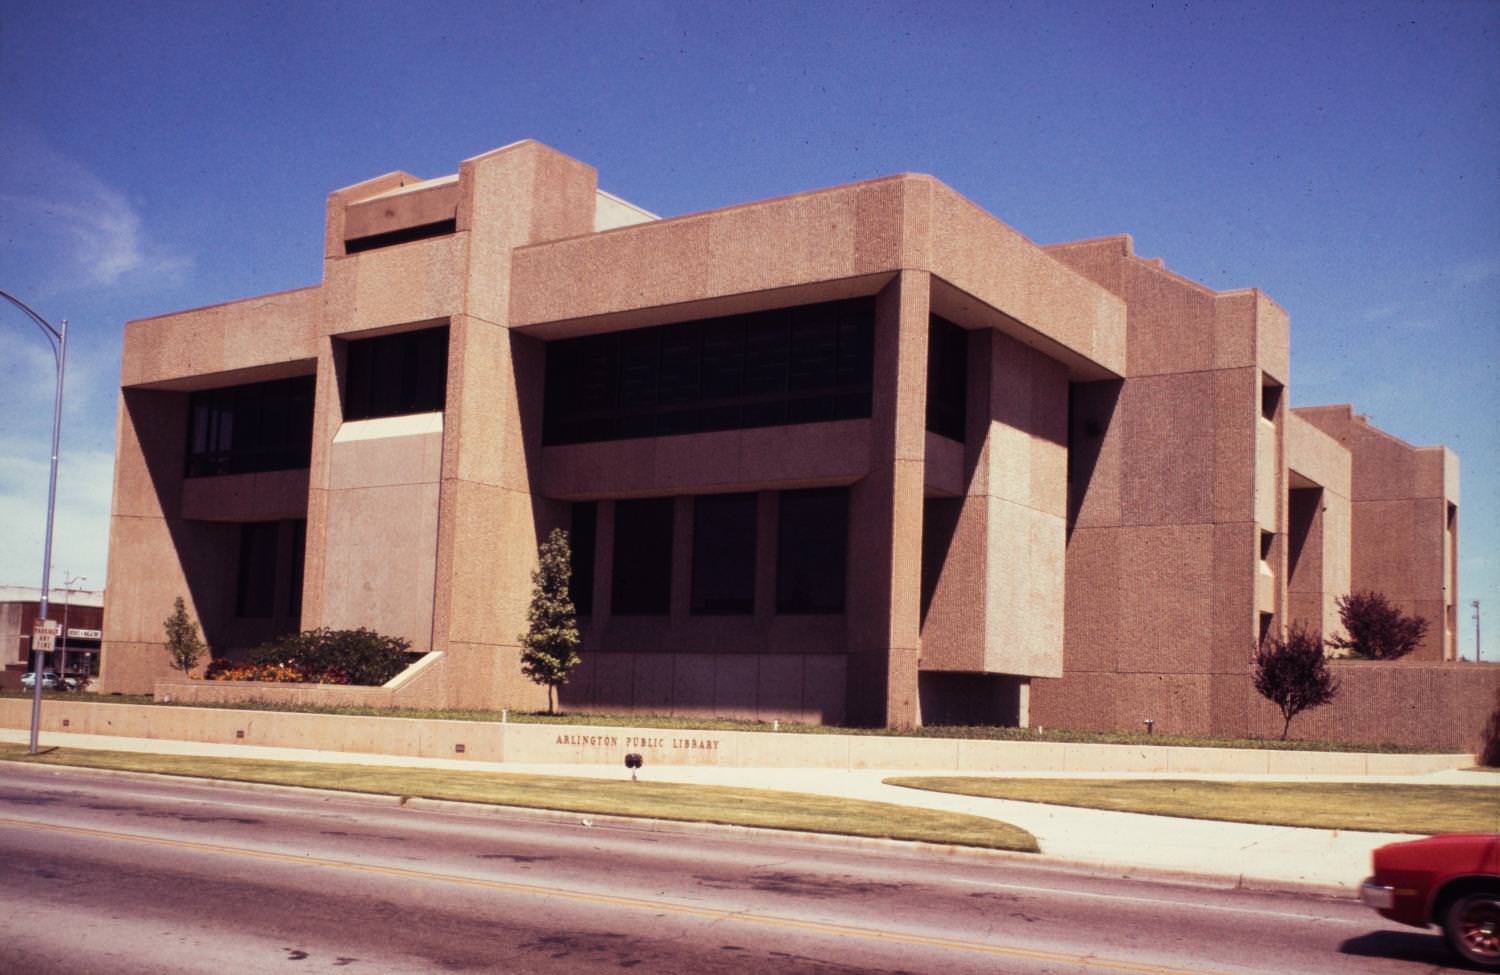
[100,140,1473,744]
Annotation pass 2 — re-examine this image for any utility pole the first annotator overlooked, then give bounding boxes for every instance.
[61,571,86,684]
[1474,600,1482,663]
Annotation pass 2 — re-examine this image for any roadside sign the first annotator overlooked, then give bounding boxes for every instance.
[33,619,59,653]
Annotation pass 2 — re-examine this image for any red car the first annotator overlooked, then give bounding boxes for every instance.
[1362,834,1500,969]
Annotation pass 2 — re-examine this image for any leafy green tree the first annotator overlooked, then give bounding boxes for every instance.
[1329,590,1428,660]
[519,527,581,714]
[163,596,206,676]
[1253,624,1340,740]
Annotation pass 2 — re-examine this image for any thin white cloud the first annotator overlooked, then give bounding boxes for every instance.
[0,439,115,587]
[1450,256,1500,289]
[0,127,193,293]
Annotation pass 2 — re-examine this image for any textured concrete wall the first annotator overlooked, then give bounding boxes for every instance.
[1031,235,1287,738]
[920,330,1067,678]
[1295,405,1459,659]
[1287,413,1353,642]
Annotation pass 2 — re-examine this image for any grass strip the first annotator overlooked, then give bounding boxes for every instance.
[0,743,1037,852]
[883,777,1500,835]
[0,691,1440,754]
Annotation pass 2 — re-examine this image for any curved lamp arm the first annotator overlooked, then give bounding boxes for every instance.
[0,288,63,361]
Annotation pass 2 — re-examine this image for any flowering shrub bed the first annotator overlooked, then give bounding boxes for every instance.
[204,660,350,684]
[203,628,414,686]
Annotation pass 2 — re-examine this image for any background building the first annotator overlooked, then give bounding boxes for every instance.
[99,140,1493,747]
[1,584,105,688]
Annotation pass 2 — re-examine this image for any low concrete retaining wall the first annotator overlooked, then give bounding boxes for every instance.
[0,699,1471,775]
[151,652,448,710]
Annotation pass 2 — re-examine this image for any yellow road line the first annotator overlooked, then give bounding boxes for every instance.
[1,815,1233,975]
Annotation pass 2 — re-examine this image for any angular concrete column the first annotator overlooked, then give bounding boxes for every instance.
[847,271,929,727]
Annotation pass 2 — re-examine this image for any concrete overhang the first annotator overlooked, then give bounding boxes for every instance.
[121,285,321,390]
[509,174,1126,380]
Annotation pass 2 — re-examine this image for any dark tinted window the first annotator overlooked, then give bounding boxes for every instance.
[236,522,279,618]
[543,298,874,445]
[776,488,848,614]
[344,326,449,420]
[926,315,967,442]
[186,376,315,478]
[691,493,757,615]
[611,498,674,615]
[570,502,597,616]
[287,519,306,620]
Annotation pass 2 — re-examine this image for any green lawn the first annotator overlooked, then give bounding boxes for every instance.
[0,743,1038,852]
[884,777,1500,834]
[0,690,1444,754]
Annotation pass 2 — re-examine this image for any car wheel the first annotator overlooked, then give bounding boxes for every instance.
[1445,891,1500,970]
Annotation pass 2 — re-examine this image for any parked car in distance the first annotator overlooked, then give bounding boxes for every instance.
[19,671,60,690]
[1362,834,1500,969]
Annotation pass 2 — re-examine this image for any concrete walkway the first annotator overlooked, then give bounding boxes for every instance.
[6,727,1494,896]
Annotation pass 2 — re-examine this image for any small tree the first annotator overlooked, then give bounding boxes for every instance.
[163,596,206,676]
[1253,624,1340,740]
[519,527,581,714]
[1329,590,1428,660]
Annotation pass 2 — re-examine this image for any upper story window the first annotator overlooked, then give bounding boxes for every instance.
[343,326,449,421]
[186,375,315,478]
[926,315,968,443]
[542,297,874,446]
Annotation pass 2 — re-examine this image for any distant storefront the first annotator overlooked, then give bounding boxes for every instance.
[0,585,104,686]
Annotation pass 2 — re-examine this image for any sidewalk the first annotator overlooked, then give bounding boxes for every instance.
[5,726,1487,896]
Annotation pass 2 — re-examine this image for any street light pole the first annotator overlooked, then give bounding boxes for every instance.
[62,571,86,684]
[1,289,68,755]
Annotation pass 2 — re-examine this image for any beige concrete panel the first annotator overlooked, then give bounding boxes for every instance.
[923,431,965,497]
[983,497,1065,677]
[122,287,320,388]
[1118,525,1215,674]
[179,470,310,522]
[706,186,864,297]
[1166,745,1269,775]
[329,428,443,489]
[1064,742,1170,772]
[1211,367,1258,524]
[444,482,551,649]
[736,731,849,768]
[670,654,716,717]
[955,739,1068,773]
[446,322,545,491]
[322,234,465,336]
[847,735,960,770]
[1287,413,1352,499]
[1060,527,1122,674]
[631,653,676,713]
[325,171,419,259]
[111,389,187,520]
[918,496,986,671]
[594,189,658,232]
[1119,373,1215,526]
[541,421,872,499]
[755,654,805,723]
[1253,292,1290,386]
[590,653,637,712]
[321,480,440,648]
[1210,522,1257,674]
[801,654,848,724]
[714,654,758,717]
[343,180,460,241]
[928,184,1126,376]
[1255,417,1278,530]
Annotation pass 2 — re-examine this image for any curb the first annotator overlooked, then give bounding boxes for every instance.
[4,757,1356,900]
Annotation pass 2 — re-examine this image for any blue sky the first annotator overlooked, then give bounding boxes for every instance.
[2,0,1496,656]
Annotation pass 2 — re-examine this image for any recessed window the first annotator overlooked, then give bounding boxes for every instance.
[186,376,315,478]
[570,502,597,616]
[926,315,968,442]
[611,498,674,615]
[776,488,848,614]
[1260,530,1274,563]
[344,326,449,421]
[543,297,874,445]
[236,522,279,619]
[1261,379,1283,421]
[691,493,757,615]
[345,219,456,254]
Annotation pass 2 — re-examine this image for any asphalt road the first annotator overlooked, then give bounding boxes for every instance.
[0,764,1468,974]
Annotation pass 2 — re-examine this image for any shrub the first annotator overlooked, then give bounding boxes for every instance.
[1481,691,1500,768]
[250,628,414,686]
[519,527,581,714]
[1254,624,1340,740]
[162,596,207,675]
[1328,590,1428,660]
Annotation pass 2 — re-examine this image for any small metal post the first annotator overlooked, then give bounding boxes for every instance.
[1144,719,1154,735]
